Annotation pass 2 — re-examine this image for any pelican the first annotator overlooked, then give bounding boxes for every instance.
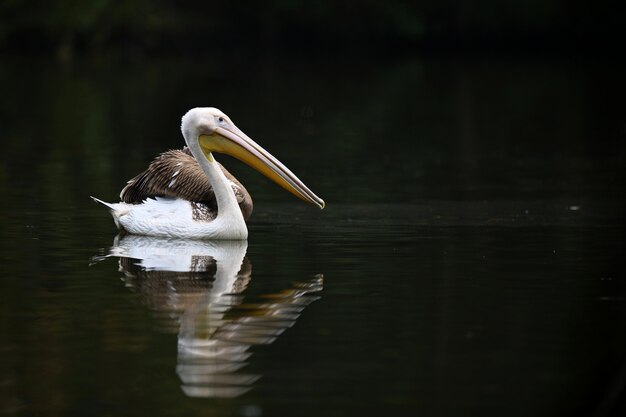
[92,107,325,239]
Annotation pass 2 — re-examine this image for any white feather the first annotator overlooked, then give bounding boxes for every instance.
[100,197,247,240]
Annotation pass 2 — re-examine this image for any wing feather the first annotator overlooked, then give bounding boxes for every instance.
[120,148,253,220]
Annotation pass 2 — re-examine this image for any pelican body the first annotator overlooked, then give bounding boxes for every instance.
[92,107,324,239]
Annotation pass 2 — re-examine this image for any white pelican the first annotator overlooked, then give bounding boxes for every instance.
[92,107,325,239]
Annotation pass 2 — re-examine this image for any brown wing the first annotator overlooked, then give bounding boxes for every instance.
[120,147,253,220]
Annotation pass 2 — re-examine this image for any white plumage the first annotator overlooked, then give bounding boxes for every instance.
[91,196,248,239]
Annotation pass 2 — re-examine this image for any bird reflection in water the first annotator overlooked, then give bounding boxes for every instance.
[95,235,323,398]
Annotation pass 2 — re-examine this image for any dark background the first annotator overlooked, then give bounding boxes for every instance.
[1,0,625,206]
[1,0,625,59]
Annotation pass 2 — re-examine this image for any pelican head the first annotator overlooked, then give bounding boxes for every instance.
[181,107,325,209]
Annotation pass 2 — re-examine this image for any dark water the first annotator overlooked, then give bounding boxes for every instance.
[0,55,625,416]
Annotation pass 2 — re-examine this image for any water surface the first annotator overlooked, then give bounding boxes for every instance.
[0,55,624,416]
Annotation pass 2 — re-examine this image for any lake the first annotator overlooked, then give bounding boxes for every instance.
[0,54,624,416]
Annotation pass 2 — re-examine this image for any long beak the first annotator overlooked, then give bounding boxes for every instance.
[198,126,325,209]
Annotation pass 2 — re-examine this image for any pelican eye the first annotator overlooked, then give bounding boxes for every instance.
[218,117,225,123]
